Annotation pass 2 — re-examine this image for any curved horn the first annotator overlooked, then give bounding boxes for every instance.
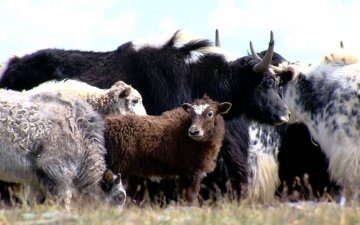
[249,41,262,60]
[215,29,221,47]
[253,31,274,73]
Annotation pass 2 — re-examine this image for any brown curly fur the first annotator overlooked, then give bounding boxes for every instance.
[105,96,231,202]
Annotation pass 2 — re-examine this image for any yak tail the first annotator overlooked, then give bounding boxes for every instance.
[164,30,213,56]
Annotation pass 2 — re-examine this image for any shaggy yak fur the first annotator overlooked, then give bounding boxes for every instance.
[255,50,339,200]
[279,56,360,205]
[0,31,290,204]
[0,49,110,90]
[104,96,232,202]
[0,89,126,208]
[28,79,147,116]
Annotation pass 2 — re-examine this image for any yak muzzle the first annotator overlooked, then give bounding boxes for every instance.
[113,191,126,205]
[188,126,204,139]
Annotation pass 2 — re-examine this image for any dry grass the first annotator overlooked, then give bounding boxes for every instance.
[0,175,348,225]
[1,196,360,225]
[276,174,340,202]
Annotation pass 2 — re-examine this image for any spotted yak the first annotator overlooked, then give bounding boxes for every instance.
[279,60,360,205]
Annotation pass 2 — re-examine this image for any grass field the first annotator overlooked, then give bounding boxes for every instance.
[1,199,360,225]
[0,61,356,224]
[0,180,354,225]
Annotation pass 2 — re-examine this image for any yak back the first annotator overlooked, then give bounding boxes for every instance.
[0,49,110,91]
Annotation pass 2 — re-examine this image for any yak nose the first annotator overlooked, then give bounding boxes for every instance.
[188,126,202,137]
[279,110,291,123]
[114,191,126,205]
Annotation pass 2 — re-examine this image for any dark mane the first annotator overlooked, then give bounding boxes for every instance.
[163,30,213,55]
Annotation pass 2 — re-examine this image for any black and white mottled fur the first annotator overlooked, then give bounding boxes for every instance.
[280,61,360,205]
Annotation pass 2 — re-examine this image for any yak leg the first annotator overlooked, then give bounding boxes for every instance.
[63,189,73,211]
[179,174,201,204]
[12,184,45,206]
[340,183,358,206]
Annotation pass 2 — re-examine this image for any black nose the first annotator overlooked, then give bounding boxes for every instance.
[188,127,200,136]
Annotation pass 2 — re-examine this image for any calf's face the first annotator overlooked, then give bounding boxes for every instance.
[182,98,232,142]
[109,81,147,116]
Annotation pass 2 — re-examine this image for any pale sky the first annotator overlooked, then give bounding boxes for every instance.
[1,0,360,65]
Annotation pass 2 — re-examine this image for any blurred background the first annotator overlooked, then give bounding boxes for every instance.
[1,0,359,64]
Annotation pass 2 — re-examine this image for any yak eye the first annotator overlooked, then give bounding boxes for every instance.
[265,78,275,88]
[131,99,139,105]
[207,111,213,118]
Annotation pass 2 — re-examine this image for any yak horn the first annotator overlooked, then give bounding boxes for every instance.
[252,31,274,73]
[215,29,221,47]
[249,41,262,60]
[340,40,344,49]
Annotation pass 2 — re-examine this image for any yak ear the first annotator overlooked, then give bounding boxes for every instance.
[103,169,115,184]
[114,173,122,185]
[119,87,131,98]
[218,102,232,115]
[182,103,192,113]
[278,68,296,83]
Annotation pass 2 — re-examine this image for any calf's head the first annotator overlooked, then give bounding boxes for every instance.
[182,96,232,142]
[101,169,127,207]
[107,81,147,116]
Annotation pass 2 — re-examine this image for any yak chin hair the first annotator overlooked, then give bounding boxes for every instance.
[244,150,280,204]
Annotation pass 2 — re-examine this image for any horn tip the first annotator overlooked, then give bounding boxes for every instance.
[215,29,221,47]
[269,31,274,47]
[249,41,255,53]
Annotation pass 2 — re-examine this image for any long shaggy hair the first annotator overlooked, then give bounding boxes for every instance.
[104,96,231,202]
[0,89,124,208]
[28,79,147,117]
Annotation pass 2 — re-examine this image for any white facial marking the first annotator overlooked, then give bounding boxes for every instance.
[133,102,147,115]
[192,104,209,115]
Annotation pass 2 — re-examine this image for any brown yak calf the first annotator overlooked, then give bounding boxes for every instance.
[105,96,231,202]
